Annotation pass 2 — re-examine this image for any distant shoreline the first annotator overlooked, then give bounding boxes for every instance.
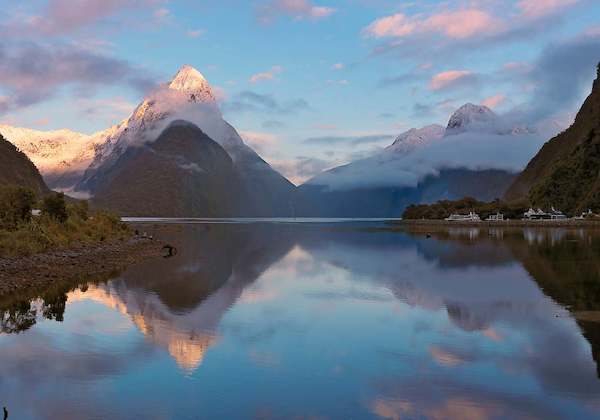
[119,217,600,228]
[393,219,600,228]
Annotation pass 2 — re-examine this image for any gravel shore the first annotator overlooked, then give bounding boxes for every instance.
[0,236,164,297]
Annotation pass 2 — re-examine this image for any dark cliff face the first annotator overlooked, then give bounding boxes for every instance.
[0,134,50,196]
[91,121,241,217]
[505,66,600,213]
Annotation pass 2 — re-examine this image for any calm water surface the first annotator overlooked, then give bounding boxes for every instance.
[2,222,600,419]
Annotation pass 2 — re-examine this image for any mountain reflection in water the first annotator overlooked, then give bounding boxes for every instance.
[1,223,600,419]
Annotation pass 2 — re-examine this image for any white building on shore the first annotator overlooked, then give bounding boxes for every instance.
[445,212,481,222]
[523,207,567,220]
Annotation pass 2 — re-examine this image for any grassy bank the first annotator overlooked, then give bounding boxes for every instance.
[0,186,131,258]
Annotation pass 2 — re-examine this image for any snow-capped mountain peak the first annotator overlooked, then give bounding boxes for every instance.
[386,124,445,154]
[76,65,254,193]
[168,65,215,103]
[446,103,496,133]
[0,124,106,191]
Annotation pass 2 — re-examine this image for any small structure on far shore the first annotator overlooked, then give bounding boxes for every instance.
[523,207,567,220]
[445,212,481,222]
[486,212,504,221]
[575,209,594,220]
[549,207,567,220]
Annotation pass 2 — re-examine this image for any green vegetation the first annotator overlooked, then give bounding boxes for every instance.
[402,197,530,220]
[0,186,36,230]
[529,129,600,214]
[0,186,130,258]
[505,62,600,213]
[42,191,68,223]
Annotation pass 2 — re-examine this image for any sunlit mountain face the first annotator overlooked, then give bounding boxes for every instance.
[2,222,600,419]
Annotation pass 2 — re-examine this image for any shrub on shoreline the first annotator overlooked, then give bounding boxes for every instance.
[0,186,130,257]
[402,197,530,220]
[0,186,36,230]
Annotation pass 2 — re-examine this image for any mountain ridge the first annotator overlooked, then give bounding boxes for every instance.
[0,124,105,191]
[81,66,296,216]
[296,101,538,217]
[504,63,600,213]
[0,133,50,196]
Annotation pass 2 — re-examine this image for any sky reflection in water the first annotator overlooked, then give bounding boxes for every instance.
[1,223,600,419]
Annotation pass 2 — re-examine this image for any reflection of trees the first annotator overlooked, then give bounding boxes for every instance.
[0,224,295,340]
[407,226,600,379]
[403,227,516,268]
[42,293,68,322]
[508,233,600,310]
[0,261,124,334]
[1,291,69,333]
[1,300,37,334]
[505,230,600,378]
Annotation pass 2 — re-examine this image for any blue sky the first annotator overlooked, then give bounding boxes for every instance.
[1,0,600,183]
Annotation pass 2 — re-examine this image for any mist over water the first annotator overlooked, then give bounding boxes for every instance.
[1,222,600,419]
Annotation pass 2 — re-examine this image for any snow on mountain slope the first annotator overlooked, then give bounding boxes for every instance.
[0,124,105,190]
[304,103,547,191]
[77,65,256,194]
[168,65,216,102]
[446,103,497,134]
[385,124,445,154]
[75,65,295,216]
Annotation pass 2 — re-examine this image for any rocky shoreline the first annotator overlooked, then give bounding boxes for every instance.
[0,236,164,298]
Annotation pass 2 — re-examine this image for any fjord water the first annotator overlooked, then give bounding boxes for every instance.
[2,223,600,419]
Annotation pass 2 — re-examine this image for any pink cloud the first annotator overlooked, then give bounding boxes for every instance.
[34,117,50,127]
[482,328,504,342]
[364,9,503,40]
[424,9,502,39]
[517,0,580,19]
[0,41,157,113]
[186,29,205,38]
[153,7,171,22]
[34,0,156,35]
[503,61,530,72]
[429,70,473,91]
[481,94,506,109]
[249,66,284,83]
[429,346,466,367]
[258,0,336,23]
[364,13,416,38]
[239,130,278,155]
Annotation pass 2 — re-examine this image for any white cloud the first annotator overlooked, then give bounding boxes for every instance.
[308,119,557,191]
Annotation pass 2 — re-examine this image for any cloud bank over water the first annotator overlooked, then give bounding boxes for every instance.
[307,114,553,191]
